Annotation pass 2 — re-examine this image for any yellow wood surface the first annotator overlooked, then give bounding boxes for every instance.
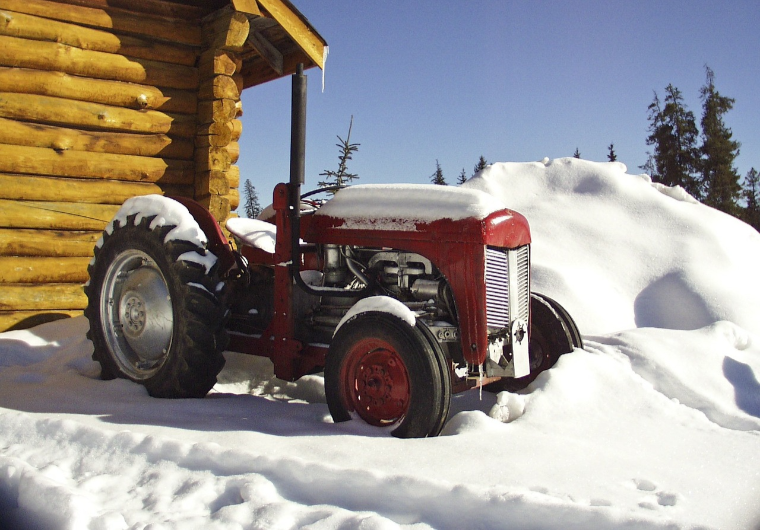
[0,256,91,283]
[0,199,118,230]
[0,8,197,66]
[0,174,165,204]
[0,117,194,160]
[0,228,100,257]
[0,93,196,137]
[0,0,202,46]
[0,35,199,90]
[256,0,326,69]
[0,67,197,114]
[0,283,87,311]
[0,144,194,184]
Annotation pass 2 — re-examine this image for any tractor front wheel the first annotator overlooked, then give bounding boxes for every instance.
[325,312,451,438]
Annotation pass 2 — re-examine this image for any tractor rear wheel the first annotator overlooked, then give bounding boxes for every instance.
[85,213,228,398]
[325,312,451,438]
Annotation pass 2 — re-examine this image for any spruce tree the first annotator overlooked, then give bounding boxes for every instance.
[699,66,742,216]
[430,160,447,185]
[473,155,488,177]
[607,143,617,162]
[319,116,360,193]
[457,168,468,185]
[242,179,261,218]
[742,167,759,230]
[644,85,701,198]
[573,148,581,159]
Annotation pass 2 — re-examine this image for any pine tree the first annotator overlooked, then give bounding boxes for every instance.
[472,155,488,177]
[318,116,360,193]
[430,160,447,185]
[644,85,701,198]
[607,143,617,162]
[573,148,581,159]
[742,167,759,230]
[699,66,742,216]
[242,179,261,218]
[457,168,468,185]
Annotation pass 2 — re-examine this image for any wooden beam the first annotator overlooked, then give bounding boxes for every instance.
[61,0,212,21]
[196,194,230,223]
[0,93,196,137]
[0,0,202,46]
[0,117,194,160]
[198,99,238,125]
[204,6,250,52]
[0,8,197,66]
[232,0,261,16]
[0,200,118,230]
[247,28,283,76]
[256,0,326,69]
[0,228,100,257]
[0,256,90,283]
[198,74,240,101]
[0,310,82,332]
[0,174,168,204]
[0,283,87,311]
[0,144,194,185]
[198,49,242,79]
[0,35,199,90]
[0,67,196,114]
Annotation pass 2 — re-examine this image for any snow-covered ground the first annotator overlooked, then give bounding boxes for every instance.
[1,158,759,529]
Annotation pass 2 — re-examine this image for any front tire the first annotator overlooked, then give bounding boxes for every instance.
[85,213,228,398]
[325,312,451,438]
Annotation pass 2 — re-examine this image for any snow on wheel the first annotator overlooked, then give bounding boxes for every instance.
[489,292,581,393]
[85,196,228,398]
[325,311,451,438]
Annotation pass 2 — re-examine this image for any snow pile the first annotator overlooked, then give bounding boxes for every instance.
[1,158,759,529]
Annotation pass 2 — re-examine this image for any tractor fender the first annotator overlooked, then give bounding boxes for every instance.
[334,296,416,337]
[168,196,237,274]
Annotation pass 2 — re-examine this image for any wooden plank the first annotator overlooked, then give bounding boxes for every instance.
[0,310,82,332]
[60,0,212,21]
[0,200,118,230]
[0,35,199,90]
[0,144,194,185]
[256,0,326,68]
[247,28,283,76]
[0,174,166,204]
[203,5,249,51]
[0,228,100,257]
[198,99,238,125]
[0,93,196,137]
[0,8,197,66]
[195,148,232,173]
[198,74,240,102]
[0,256,90,283]
[0,67,197,114]
[0,283,87,311]
[0,117,194,160]
[0,0,202,46]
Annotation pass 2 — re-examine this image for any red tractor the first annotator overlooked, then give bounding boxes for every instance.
[85,65,581,438]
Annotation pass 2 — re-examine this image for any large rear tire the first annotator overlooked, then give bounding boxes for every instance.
[85,213,228,398]
[488,293,580,392]
[325,312,451,438]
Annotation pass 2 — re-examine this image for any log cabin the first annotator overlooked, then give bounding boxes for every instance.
[0,0,327,331]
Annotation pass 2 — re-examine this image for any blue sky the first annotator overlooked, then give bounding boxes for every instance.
[238,1,759,205]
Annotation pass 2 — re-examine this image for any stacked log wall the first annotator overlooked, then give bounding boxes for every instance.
[0,0,242,331]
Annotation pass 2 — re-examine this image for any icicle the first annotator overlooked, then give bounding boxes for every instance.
[321,46,329,92]
[478,364,483,401]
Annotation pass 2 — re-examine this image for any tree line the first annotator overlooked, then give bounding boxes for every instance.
[243,69,758,232]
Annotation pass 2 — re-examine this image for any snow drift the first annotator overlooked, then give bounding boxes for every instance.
[0,158,758,529]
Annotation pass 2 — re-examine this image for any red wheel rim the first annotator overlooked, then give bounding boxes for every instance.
[340,337,410,426]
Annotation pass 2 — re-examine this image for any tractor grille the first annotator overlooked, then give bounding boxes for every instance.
[485,245,530,330]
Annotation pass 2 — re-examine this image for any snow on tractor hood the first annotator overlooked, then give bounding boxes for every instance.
[311,183,531,247]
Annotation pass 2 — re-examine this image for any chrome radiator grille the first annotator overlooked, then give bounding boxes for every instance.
[485,245,530,330]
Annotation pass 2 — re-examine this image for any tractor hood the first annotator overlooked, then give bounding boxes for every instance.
[304,184,531,248]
